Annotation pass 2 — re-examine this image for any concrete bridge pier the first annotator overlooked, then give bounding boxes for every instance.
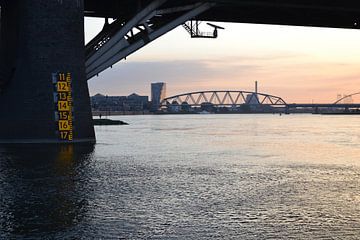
[0,0,95,143]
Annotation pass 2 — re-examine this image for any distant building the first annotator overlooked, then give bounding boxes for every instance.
[245,93,260,105]
[151,82,166,111]
[125,93,149,111]
[91,93,149,112]
[246,81,260,105]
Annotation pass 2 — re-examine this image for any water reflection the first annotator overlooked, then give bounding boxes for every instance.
[0,143,95,238]
[1,115,360,239]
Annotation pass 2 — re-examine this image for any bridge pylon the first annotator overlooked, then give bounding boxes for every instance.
[0,0,95,143]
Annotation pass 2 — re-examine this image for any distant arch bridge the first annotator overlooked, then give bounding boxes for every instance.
[334,92,360,104]
[160,91,287,109]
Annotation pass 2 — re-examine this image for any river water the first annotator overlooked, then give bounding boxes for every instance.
[1,114,360,239]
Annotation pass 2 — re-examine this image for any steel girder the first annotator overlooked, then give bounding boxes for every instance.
[85,0,214,80]
[84,0,360,29]
[161,90,287,108]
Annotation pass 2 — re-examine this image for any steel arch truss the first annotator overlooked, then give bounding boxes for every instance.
[160,91,287,108]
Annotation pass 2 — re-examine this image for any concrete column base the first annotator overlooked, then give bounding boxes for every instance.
[0,0,95,143]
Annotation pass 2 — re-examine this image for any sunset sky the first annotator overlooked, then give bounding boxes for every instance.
[85,18,360,103]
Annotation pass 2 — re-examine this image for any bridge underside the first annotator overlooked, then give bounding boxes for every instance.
[84,0,360,29]
[84,0,360,80]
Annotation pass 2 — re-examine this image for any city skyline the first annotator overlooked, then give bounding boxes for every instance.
[85,18,360,103]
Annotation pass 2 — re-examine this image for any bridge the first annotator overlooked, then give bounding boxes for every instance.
[160,90,360,113]
[288,104,360,108]
[287,92,360,112]
[287,103,360,113]
[1,1,360,143]
[334,92,360,104]
[160,90,286,112]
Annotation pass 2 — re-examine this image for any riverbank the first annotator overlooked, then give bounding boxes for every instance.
[92,111,153,117]
[93,119,129,126]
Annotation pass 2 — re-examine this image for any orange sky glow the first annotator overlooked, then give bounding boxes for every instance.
[85,18,360,103]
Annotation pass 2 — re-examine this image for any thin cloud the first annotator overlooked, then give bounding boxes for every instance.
[88,59,261,96]
[88,55,360,103]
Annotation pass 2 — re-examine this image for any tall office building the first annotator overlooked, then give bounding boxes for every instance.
[151,82,167,111]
